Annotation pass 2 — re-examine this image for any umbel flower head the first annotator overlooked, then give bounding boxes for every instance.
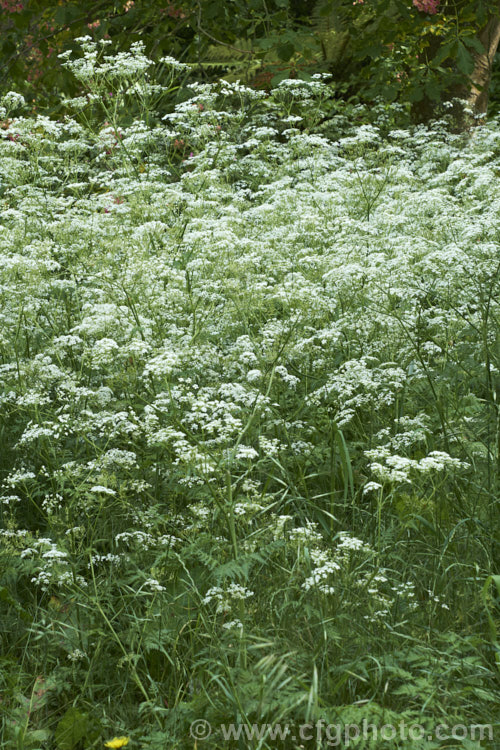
[104,738,130,749]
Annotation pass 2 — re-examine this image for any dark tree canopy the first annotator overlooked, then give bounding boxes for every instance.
[1,0,500,122]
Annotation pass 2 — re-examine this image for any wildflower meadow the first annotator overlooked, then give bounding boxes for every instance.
[0,39,499,749]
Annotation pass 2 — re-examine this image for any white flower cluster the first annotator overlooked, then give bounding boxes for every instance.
[336,533,373,555]
[302,559,341,594]
[222,619,244,631]
[365,447,469,485]
[60,38,153,83]
[20,538,88,591]
[202,584,255,614]
[67,649,87,663]
[0,91,25,118]
[288,522,324,545]
[143,578,166,592]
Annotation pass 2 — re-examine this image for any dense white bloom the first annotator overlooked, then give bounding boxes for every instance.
[288,523,323,544]
[235,445,258,460]
[0,46,494,693]
[303,560,341,592]
[336,533,372,554]
[92,337,120,365]
[42,548,68,560]
[363,481,382,494]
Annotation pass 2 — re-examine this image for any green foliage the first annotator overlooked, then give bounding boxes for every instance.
[1,0,500,118]
[54,708,90,750]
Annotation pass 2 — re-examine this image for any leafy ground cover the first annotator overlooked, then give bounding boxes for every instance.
[0,41,499,750]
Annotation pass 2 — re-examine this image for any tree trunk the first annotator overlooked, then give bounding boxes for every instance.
[466,13,500,114]
[412,4,500,125]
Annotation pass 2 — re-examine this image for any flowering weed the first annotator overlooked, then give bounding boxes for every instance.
[0,43,499,749]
